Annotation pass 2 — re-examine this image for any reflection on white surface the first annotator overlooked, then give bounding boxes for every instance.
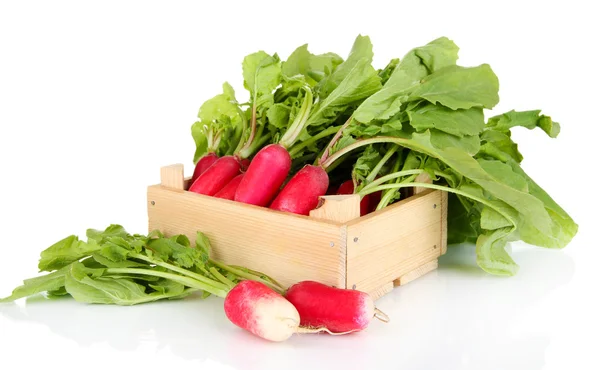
[0,243,577,370]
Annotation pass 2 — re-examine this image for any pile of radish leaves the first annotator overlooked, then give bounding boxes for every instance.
[0,225,283,304]
[190,35,577,276]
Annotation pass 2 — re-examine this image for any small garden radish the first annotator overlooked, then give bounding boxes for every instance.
[189,156,241,196]
[190,152,219,185]
[234,88,314,207]
[214,173,245,200]
[234,144,291,206]
[269,165,329,215]
[224,280,374,342]
[284,281,388,333]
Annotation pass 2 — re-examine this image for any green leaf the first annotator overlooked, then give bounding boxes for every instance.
[242,51,282,110]
[413,36,459,73]
[146,238,199,269]
[64,262,193,305]
[191,83,244,162]
[476,227,519,276]
[282,44,342,86]
[429,129,481,156]
[195,232,211,263]
[38,235,101,272]
[0,266,69,302]
[408,64,499,110]
[486,109,560,138]
[318,35,374,97]
[306,58,381,130]
[507,160,579,249]
[409,131,553,236]
[92,252,146,268]
[407,104,485,137]
[266,103,291,129]
[354,37,459,123]
[477,159,528,192]
[478,130,523,163]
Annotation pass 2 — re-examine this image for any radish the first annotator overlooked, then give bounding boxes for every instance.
[189,156,241,196]
[224,280,301,342]
[234,88,314,207]
[235,144,292,206]
[214,173,245,200]
[190,152,219,186]
[336,180,370,216]
[269,165,329,215]
[284,281,388,333]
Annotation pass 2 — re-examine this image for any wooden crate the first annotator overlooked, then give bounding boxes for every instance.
[147,164,448,300]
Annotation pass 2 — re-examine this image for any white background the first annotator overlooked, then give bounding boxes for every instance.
[1,1,598,369]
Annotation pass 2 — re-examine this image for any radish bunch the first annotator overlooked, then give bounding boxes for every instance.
[224,280,388,342]
[186,36,390,217]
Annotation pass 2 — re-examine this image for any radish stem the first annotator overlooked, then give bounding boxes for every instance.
[105,268,229,298]
[210,259,285,294]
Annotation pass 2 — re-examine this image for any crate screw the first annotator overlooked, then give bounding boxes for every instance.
[151,201,155,206]
[329,241,335,247]
[352,284,356,290]
[353,237,359,243]
[433,203,437,209]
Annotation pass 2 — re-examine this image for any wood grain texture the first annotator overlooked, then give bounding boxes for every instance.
[346,190,444,294]
[309,194,361,224]
[160,164,185,190]
[368,282,394,301]
[147,185,346,288]
[440,191,448,255]
[394,259,438,286]
[413,172,433,195]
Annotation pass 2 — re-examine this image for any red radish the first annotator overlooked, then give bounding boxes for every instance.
[240,158,251,172]
[224,280,301,342]
[368,190,383,213]
[285,281,383,333]
[337,180,370,216]
[234,144,291,207]
[189,156,241,196]
[190,152,218,185]
[214,173,245,200]
[269,165,329,216]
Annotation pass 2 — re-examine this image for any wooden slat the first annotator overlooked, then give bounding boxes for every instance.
[368,282,394,301]
[309,194,361,224]
[440,191,448,255]
[346,190,444,294]
[160,164,185,190]
[413,172,433,195]
[147,185,346,288]
[394,259,438,286]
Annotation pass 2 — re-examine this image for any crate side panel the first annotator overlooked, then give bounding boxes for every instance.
[147,186,346,288]
[346,190,443,294]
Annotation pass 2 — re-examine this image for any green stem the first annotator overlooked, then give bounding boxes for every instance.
[375,155,403,210]
[365,145,398,183]
[361,182,517,230]
[238,127,270,159]
[105,268,228,298]
[318,116,353,165]
[233,106,249,154]
[131,253,229,292]
[360,169,425,194]
[209,267,236,289]
[279,87,314,149]
[288,125,342,158]
[209,259,285,294]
